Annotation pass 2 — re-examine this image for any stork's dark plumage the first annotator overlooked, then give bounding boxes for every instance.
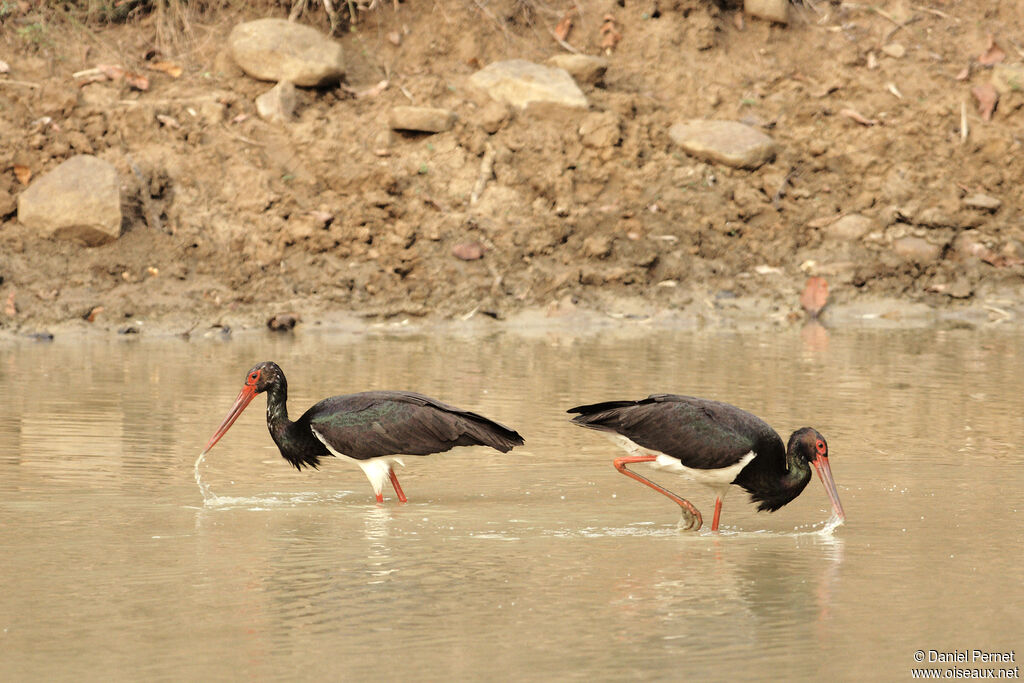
[201,362,524,502]
[568,394,845,531]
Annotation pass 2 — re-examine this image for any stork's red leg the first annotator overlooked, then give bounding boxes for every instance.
[388,468,408,503]
[711,497,722,531]
[613,456,703,531]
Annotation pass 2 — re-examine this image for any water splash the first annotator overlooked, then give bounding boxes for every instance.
[193,451,212,502]
[548,524,683,539]
[196,489,355,510]
[705,513,845,538]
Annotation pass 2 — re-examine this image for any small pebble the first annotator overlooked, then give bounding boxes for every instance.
[881,43,906,59]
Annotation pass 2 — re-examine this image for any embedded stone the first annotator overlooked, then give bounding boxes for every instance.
[744,0,788,24]
[229,18,345,87]
[468,59,588,110]
[668,120,777,169]
[892,236,940,262]
[578,111,621,148]
[825,214,877,241]
[962,193,1002,212]
[389,106,457,133]
[17,155,122,246]
[546,54,609,85]
[255,80,297,123]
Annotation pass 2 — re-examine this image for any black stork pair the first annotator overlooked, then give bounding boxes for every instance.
[201,362,845,530]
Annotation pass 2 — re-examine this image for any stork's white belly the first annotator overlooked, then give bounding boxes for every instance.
[311,427,405,496]
[607,433,755,490]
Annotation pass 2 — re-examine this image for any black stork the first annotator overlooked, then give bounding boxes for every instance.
[201,361,524,503]
[568,395,845,531]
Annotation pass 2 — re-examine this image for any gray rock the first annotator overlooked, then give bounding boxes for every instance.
[229,18,345,87]
[255,80,297,123]
[668,120,777,170]
[744,0,788,24]
[578,111,621,148]
[18,155,122,246]
[892,236,940,262]
[468,59,588,110]
[825,214,876,241]
[389,106,457,133]
[962,193,1002,212]
[546,54,608,85]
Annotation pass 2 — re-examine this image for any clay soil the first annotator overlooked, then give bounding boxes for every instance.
[1,0,1023,337]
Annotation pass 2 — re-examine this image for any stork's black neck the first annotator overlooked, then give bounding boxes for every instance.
[261,373,325,471]
[734,445,813,512]
[265,375,290,439]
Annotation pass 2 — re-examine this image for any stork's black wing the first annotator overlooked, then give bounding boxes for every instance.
[302,391,523,461]
[568,394,784,470]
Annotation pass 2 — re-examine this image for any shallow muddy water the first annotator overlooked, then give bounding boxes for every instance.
[1,324,1021,680]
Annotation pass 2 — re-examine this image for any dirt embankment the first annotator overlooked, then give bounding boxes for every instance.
[1,0,1023,337]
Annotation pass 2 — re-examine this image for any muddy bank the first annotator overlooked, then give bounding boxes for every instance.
[1,1,1023,338]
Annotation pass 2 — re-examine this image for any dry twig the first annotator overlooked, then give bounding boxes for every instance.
[470,143,496,205]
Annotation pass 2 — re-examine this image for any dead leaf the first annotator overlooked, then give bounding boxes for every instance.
[84,305,104,323]
[452,242,485,261]
[600,14,621,52]
[124,72,149,91]
[554,8,577,42]
[13,165,31,185]
[0,59,10,74]
[148,61,183,78]
[839,108,879,126]
[800,276,829,317]
[955,65,970,81]
[733,12,744,31]
[387,31,402,46]
[978,35,1006,66]
[230,113,249,124]
[4,291,16,317]
[971,83,998,121]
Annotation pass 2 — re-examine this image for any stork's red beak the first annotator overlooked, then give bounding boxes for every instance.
[811,454,846,521]
[201,384,258,455]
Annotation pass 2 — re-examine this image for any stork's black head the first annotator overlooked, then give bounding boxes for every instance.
[787,427,828,462]
[243,361,285,394]
[201,361,286,455]
[787,427,845,521]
